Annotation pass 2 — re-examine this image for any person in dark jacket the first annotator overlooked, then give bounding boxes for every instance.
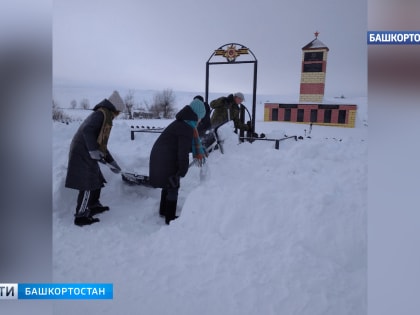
[149,99,206,225]
[210,92,250,132]
[65,90,124,226]
[194,95,211,137]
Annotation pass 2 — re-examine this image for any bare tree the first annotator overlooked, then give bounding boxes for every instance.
[124,90,135,119]
[152,89,176,119]
[143,99,151,113]
[147,103,162,118]
[142,99,158,118]
[52,99,71,122]
[80,98,90,110]
[70,99,77,109]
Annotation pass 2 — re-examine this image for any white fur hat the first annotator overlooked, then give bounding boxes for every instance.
[233,92,245,101]
[108,91,125,112]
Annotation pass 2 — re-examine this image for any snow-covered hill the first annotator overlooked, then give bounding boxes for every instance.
[52,96,367,314]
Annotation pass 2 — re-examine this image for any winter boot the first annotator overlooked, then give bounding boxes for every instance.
[159,189,168,218]
[165,200,178,225]
[89,201,110,216]
[74,210,100,227]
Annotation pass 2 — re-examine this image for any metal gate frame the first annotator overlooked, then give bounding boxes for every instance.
[205,43,258,135]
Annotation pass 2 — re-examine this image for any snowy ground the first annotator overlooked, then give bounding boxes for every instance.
[52,95,367,314]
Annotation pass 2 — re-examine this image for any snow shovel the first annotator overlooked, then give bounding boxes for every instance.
[120,172,152,187]
[188,158,209,182]
[100,160,152,187]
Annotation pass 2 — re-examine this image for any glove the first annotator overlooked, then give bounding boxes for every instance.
[108,160,121,174]
[89,150,105,161]
[194,157,206,167]
[168,175,180,188]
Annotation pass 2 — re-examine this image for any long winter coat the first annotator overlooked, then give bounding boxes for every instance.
[149,106,197,188]
[65,99,117,191]
[210,94,249,131]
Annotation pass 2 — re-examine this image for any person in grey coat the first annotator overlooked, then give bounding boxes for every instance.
[65,91,124,226]
[149,99,206,225]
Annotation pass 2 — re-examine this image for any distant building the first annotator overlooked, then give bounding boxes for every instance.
[264,32,357,128]
[264,103,357,128]
[299,31,328,103]
[132,110,154,119]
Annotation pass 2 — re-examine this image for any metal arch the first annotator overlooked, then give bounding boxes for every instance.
[205,43,258,137]
[206,42,258,63]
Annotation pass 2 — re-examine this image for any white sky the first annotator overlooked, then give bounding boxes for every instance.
[53,0,367,96]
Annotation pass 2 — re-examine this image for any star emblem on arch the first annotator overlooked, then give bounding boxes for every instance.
[214,44,249,62]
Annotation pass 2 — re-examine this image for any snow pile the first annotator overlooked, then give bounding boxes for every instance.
[52,97,367,315]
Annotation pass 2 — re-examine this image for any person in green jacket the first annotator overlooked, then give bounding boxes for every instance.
[209,92,251,132]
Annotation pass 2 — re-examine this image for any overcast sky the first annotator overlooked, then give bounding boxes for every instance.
[53,0,367,97]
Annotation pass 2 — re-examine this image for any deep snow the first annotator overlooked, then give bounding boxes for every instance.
[52,93,367,314]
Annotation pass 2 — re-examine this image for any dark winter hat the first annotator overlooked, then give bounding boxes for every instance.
[233,92,245,101]
[108,90,125,112]
[188,99,206,120]
[193,95,204,102]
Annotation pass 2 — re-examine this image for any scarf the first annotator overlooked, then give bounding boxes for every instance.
[96,107,114,154]
[185,120,207,166]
